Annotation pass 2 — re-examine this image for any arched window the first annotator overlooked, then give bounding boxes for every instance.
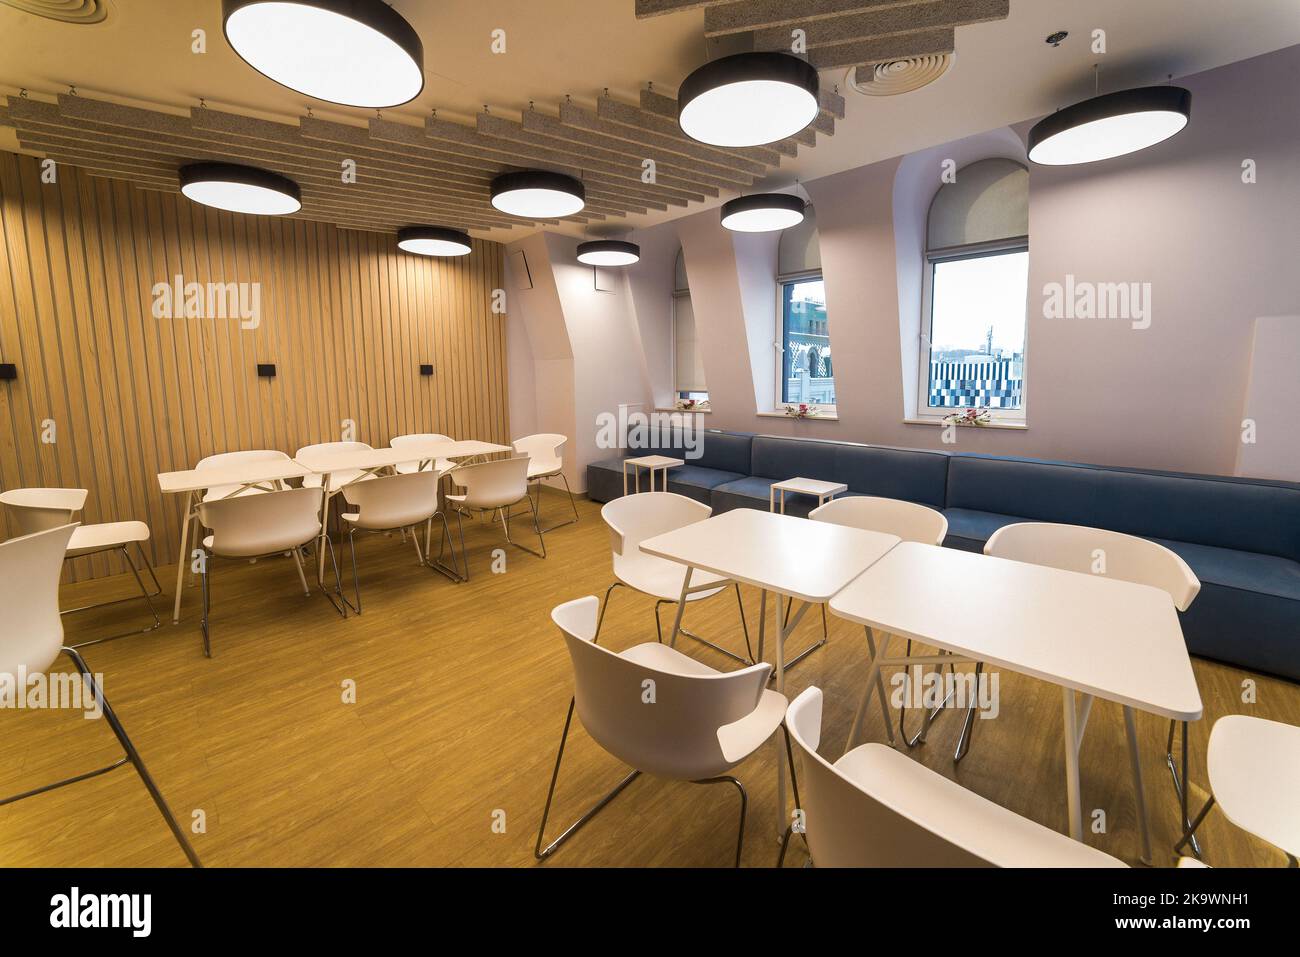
[919,158,1029,419]
[673,249,707,405]
[777,205,835,408]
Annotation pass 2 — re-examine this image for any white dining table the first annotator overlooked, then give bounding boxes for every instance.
[640,507,900,835]
[829,541,1203,862]
[157,460,314,624]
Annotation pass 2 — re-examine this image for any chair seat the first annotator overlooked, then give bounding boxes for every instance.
[301,471,373,493]
[1208,715,1300,857]
[620,641,722,677]
[67,521,150,556]
[614,551,729,602]
[202,530,317,558]
[834,743,1126,868]
[527,464,562,480]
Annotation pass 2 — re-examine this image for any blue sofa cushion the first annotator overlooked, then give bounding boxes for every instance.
[750,435,841,481]
[947,454,1300,562]
[941,507,1022,553]
[836,444,949,508]
[634,428,754,476]
[665,465,747,506]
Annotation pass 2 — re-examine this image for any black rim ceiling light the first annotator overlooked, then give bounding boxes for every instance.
[576,240,640,266]
[490,171,586,219]
[678,51,820,147]
[179,162,302,215]
[720,193,805,233]
[398,226,472,257]
[1028,85,1192,165]
[222,0,425,108]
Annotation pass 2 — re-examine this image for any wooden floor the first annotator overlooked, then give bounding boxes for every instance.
[2,492,1296,868]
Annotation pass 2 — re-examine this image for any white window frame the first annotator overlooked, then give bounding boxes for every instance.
[916,236,1029,423]
[672,288,708,403]
[776,269,836,412]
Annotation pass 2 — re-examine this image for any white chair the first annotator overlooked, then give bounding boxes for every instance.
[340,470,451,612]
[0,524,201,867]
[780,687,1126,868]
[195,449,293,502]
[600,492,752,665]
[1175,715,1300,867]
[985,521,1201,864]
[390,433,455,476]
[0,487,162,648]
[444,456,545,579]
[511,433,579,532]
[295,441,375,493]
[535,595,786,866]
[811,496,948,750]
[197,487,346,657]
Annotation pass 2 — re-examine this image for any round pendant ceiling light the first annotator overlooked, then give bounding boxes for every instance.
[678,51,820,147]
[1028,85,1191,165]
[222,0,424,108]
[398,226,472,257]
[720,193,805,233]
[576,240,640,267]
[179,162,302,215]
[490,171,585,219]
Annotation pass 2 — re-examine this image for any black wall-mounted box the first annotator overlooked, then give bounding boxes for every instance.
[0,363,16,380]
[419,364,434,376]
[257,363,276,378]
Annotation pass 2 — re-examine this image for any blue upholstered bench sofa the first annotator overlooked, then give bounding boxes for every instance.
[587,430,1300,681]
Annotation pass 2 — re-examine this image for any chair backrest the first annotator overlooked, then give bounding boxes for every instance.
[0,524,76,676]
[809,495,948,546]
[341,471,440,530]
[198,487,323,558]
[553,596,771,781]
[295,441,373,463]
[512,433,566,473]
[0,488,88,536]
[195,450,291,502]
[984,521,1200,611]
[452,456,531,509]
[785,687,1126,867]
[600,492,710,558]
[390,433,454,474]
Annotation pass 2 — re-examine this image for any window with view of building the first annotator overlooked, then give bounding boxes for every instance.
[673,249,707,405]
[777,206,835,408]
[920,158,1029,419]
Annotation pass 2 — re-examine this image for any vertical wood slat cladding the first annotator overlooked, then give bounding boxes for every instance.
[0,152,509,581]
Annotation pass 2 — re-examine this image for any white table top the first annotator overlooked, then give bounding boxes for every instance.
[828,542,1203,721]
[1208,715,1300,857]
[771,477,848,496]
[640,508,900,603]
[625,455,684,469]
[158,461,313,494]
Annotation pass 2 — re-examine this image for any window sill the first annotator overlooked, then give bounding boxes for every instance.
[904,417,1027,431]
[656,408,712,414]
[757,411,839,422]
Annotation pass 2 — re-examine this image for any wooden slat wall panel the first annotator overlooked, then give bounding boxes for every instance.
[0,152,510,582]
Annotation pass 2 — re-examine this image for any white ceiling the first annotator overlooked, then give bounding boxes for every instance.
[2,0,1298,238]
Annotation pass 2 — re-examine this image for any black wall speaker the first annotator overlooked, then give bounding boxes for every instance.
[0,363,16,380]
[419,363,434,376]
[257,363,276,378]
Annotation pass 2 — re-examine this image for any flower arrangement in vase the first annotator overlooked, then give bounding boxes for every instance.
[942,407,992,427]
[783,403,820,419]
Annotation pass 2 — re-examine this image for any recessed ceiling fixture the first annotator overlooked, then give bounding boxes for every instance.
[1028,85,1192,166]
[490,171,585,219]
[221,0,425,108]
[720,193,806,233]
[398,226,472,257]
[576,240,640,267]
[678,52,820,147]
[179,162,301,215]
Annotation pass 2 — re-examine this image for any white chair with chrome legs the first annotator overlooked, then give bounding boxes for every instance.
[779,687,1125,868]
[390,433,455,476]
[295,441,376,492]
[444,456,544,579]
[197,487,346,657]
[195,449,294,501]
[340,470,452,612]
[984,521,1201,864]
[810,496,948,750]
[599,492,753,665]
[535,595,786,866]
[511,433,579,532]
[0,487,162,648]
[1175,715,1300,867]
[0,524,201,867]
